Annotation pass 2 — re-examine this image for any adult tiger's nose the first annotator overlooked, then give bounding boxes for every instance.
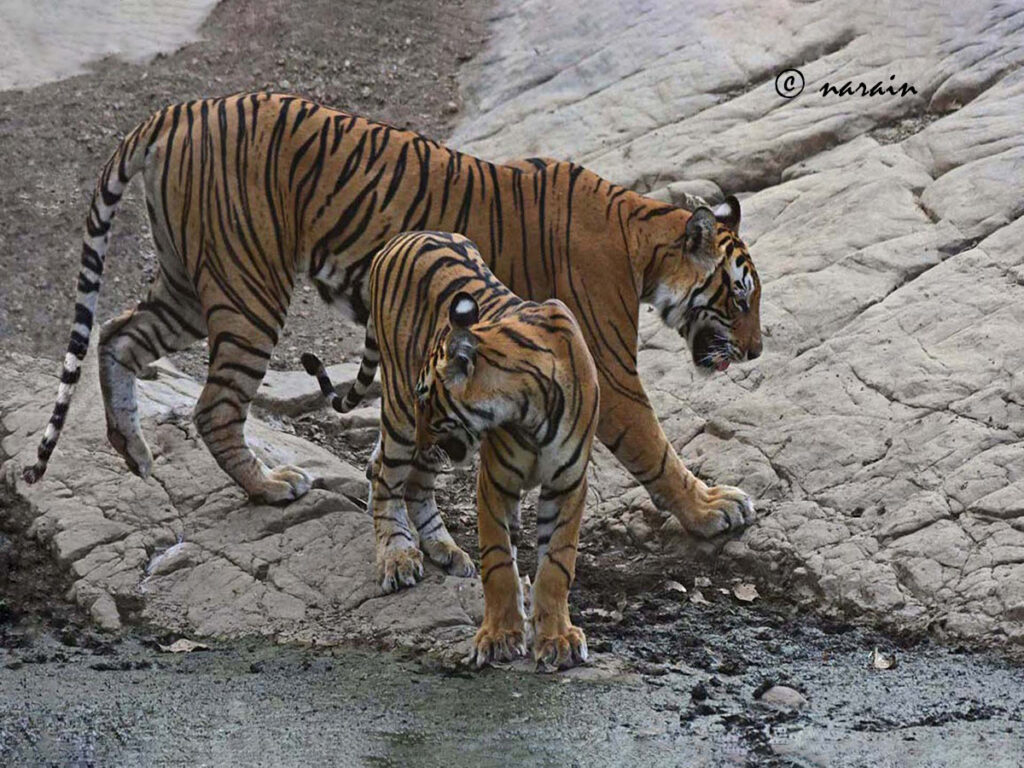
[747,341,762,360]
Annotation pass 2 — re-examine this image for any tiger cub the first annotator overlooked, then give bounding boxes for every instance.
[303,230,598,668]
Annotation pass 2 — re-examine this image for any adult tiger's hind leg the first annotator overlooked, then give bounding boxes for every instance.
[405,453,476,578]
[98,275,206,479]
[194,311,311,504]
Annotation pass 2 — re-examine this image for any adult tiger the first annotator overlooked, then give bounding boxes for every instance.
[23,92,761,536]
[306,231,598,667]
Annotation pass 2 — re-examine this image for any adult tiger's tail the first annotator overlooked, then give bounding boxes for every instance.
[22,117,158,484]
[300,322,380,413]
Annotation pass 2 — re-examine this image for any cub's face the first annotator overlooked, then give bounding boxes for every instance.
[652,197,763,373]
[414,293,488,467]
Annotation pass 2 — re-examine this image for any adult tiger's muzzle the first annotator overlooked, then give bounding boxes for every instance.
[692,324,749,372]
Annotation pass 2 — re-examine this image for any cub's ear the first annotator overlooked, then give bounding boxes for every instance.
[712,194,741,233]
[684,206,718,271]
[449,292,479,329]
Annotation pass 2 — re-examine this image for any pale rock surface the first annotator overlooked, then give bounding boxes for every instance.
[453,0,1024,645]
[1,348,482,652]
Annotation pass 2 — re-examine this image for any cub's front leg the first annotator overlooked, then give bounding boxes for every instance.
[369,430,424,593]
[468,436,527,666]
[532,479,588,669]
[404,452,476,578]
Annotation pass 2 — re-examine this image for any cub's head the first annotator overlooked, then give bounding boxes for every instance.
[414,293,492,466]
[649,196,762,373]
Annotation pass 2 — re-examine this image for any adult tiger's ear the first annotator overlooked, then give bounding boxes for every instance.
[712,194,741,233]
[684,206,718,271]
[444,292,479,384]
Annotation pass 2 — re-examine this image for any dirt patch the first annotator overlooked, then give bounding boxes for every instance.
[0,0,487,379]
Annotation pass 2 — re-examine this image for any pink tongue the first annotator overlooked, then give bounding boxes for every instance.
[715,360,731,372]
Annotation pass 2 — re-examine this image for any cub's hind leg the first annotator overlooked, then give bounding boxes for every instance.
[405,452,476,578]
[98,273,206,478]
[194,309,311,505]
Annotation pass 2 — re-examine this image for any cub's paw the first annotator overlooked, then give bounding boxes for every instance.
[467,623,527,668]
[251,464,314,506]
[534,625,588,670]
[379,545,424,594]
[422,538,477,578]
[683,484,755,538]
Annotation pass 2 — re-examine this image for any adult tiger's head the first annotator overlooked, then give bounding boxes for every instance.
[647,196,762,373]
[413,292,490,466]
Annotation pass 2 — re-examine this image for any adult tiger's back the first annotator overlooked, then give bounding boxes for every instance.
[24,93,761,537]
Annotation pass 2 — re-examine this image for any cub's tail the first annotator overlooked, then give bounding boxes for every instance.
[22,115,160,484]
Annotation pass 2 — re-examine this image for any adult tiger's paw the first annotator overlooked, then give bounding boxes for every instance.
[467,623,527,668]
[379,545,424,594]
[683,484,756,538]
[534,625,588,670]
[421,537,477,578]
[250,464,314,506]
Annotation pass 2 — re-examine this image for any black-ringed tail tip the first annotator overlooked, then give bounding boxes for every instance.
[301,326,380,415]
[22,464,44,484]
[300,352,323,377]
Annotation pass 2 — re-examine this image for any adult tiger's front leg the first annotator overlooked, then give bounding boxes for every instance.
[598,380,755,538]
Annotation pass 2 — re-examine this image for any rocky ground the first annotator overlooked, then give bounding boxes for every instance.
[3,466,1023,767]
[2,0,1024,765]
